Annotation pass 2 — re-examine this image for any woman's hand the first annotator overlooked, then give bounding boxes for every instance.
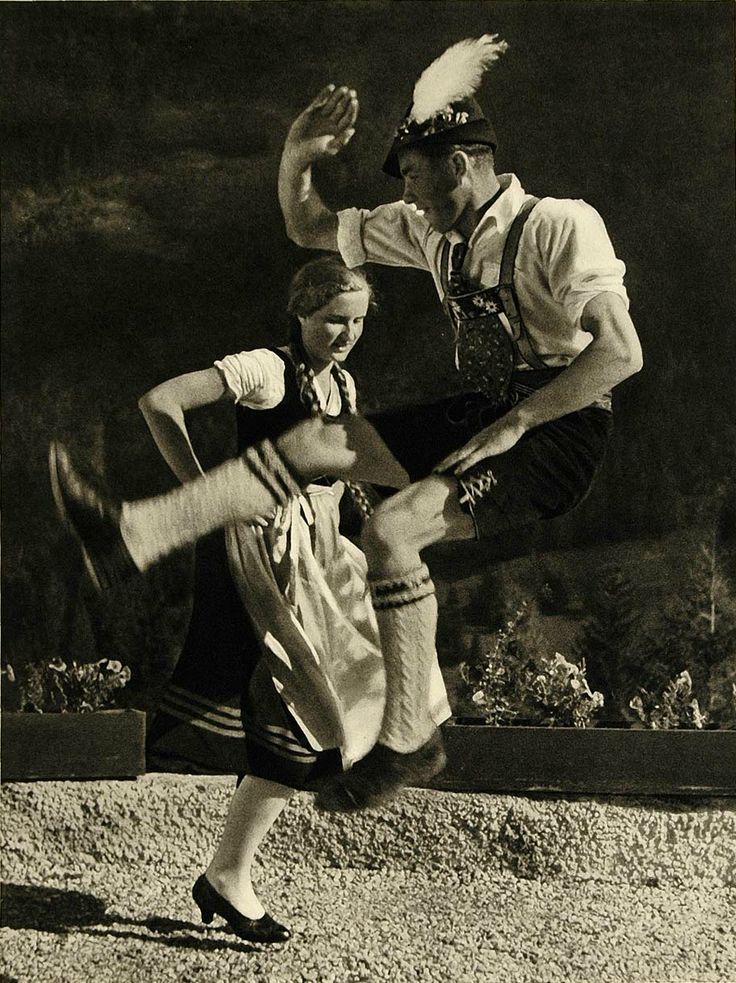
[434,411,526,476]
[249,512,275,529]
[285,85,359,162]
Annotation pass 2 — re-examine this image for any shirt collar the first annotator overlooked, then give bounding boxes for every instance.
[445,173,526,246]
[471,173,526,242]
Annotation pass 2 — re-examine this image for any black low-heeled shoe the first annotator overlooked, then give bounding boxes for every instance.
[192,875,291,944]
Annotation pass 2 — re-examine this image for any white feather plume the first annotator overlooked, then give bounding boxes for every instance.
[410,34,508,124]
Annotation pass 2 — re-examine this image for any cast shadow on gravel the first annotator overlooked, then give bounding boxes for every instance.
[1,884,260,954]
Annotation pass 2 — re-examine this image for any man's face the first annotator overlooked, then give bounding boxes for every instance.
[398,147,461,233]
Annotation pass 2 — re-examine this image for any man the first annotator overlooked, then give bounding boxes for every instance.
[275,35,641,808]
[52,36,641,811]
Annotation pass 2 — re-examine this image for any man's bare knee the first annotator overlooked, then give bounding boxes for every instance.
[325,416,410,488]
[361,495,424,565]
[278,415,409,488]
[362,475,474,566]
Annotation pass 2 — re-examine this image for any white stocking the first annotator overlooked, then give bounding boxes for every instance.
[121,440,301,571]
[371,564,438,753]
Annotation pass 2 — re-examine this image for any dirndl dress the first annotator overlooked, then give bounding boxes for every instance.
[146,347,451,788]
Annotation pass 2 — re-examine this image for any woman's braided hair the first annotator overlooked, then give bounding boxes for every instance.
[286,256,375,522]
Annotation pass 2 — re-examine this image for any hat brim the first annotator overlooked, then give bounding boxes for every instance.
[382,118,497,178]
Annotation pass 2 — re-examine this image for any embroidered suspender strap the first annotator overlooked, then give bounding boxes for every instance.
[496,196,548,371]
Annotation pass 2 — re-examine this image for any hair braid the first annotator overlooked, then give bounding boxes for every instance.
[332,365,375,523]
[290,342,322,419]
[289,339,374,523]
[332,363,356,414]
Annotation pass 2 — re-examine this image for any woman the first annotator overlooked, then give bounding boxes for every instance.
[139,256,452,943]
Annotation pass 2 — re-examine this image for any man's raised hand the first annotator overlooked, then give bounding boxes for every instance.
[286,85,359,162]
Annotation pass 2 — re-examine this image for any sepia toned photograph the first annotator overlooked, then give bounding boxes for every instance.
[2,2,735,981]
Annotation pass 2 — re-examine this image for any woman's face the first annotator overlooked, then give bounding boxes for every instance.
[298,289,369,368]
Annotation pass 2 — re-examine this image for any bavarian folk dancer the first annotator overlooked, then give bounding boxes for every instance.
[142,257,449,942]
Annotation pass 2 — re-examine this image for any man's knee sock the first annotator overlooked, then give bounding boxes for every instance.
[371,563,438,753]
[121,439,302,571]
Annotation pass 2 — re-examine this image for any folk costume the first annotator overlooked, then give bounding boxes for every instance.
[326,36,628,775]
[147,347,450,788]
[51,36,631,808]
[335,34,627,538]
[341,173,622,536]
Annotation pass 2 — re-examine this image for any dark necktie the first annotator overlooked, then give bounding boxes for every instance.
[449,241,470,295]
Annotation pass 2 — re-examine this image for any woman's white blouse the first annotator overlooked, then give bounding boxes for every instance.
[214,348,288,409]
[214,347,357,413]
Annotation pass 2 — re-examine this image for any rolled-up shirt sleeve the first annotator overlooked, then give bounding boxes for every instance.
[534,199,629,329]
[337,202,434,271]
[214,348,286,409]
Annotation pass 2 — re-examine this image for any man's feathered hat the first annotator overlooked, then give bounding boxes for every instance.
[382,34,508,178]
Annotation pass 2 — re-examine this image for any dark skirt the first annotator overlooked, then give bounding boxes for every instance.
[145,531,341,790]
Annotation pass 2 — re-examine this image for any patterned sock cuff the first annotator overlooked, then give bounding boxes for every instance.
[370,563,435,610]
[257,438,303,498]
[243,439,302,508]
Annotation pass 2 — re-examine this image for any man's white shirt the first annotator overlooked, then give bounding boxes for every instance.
[337,173,629,369]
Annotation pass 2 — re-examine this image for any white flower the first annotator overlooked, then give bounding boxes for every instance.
[472,690,486,705]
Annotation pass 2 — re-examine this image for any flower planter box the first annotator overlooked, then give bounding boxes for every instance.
[427,722,736,796]
[1,709,146,781]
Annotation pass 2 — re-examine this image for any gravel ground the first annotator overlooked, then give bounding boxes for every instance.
[2,777,735,983]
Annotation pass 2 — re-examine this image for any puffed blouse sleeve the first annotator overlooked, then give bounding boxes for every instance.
[213,348,287,409]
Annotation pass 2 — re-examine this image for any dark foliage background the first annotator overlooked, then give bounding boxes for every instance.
[2,1,734,717]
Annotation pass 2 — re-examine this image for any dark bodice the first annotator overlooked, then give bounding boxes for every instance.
[234,348,310,453]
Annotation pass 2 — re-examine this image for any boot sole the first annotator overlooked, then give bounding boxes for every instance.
[48,441,104,591]
[315,746,448,812]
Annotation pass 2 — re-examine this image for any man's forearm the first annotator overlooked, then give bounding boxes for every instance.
[511,340,635,432]
[278,144,338,250]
